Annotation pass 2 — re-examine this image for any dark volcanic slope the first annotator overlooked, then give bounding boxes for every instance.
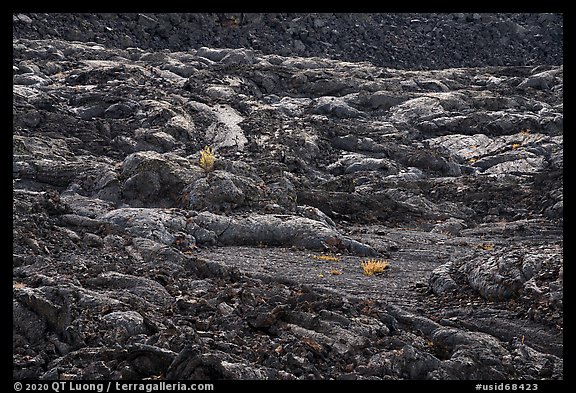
[13,13,562,381]
[13,13,563,70]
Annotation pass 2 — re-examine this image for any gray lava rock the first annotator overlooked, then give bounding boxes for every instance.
[328,153,397,176]
[88,271,173,308]
[12,14,563,381]
[98,207,191,246]
[429,263,460,295]
[120,151,204,207]
[194,211,377,256]
[13,299,48,345]
[127,344,178,377]
[14,14,562,70]
[14,73,50,86]
[517,68,562,90]
[167,346,272,380]
[185,170,263,211]
[390,96,446,125]
[102,311,149,337]
[465,246,561,302]
[431,218,467,236]
[312,96,365,118]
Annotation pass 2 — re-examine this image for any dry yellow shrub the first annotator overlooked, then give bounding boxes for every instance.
[199,146,215,172]
[361,259,389,276]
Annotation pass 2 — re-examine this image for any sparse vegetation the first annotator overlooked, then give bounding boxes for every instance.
[477,242,495,251]
[13,281,27,289]
[361,259,389,276]
[313,255,339,262]
[199,146,216,172]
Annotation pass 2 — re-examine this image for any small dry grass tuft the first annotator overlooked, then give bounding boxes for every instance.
[361,259,389,276]
[477,242,495,251]
[312,255,339,262]
[199,146,216,172]
[13,281,27,289]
